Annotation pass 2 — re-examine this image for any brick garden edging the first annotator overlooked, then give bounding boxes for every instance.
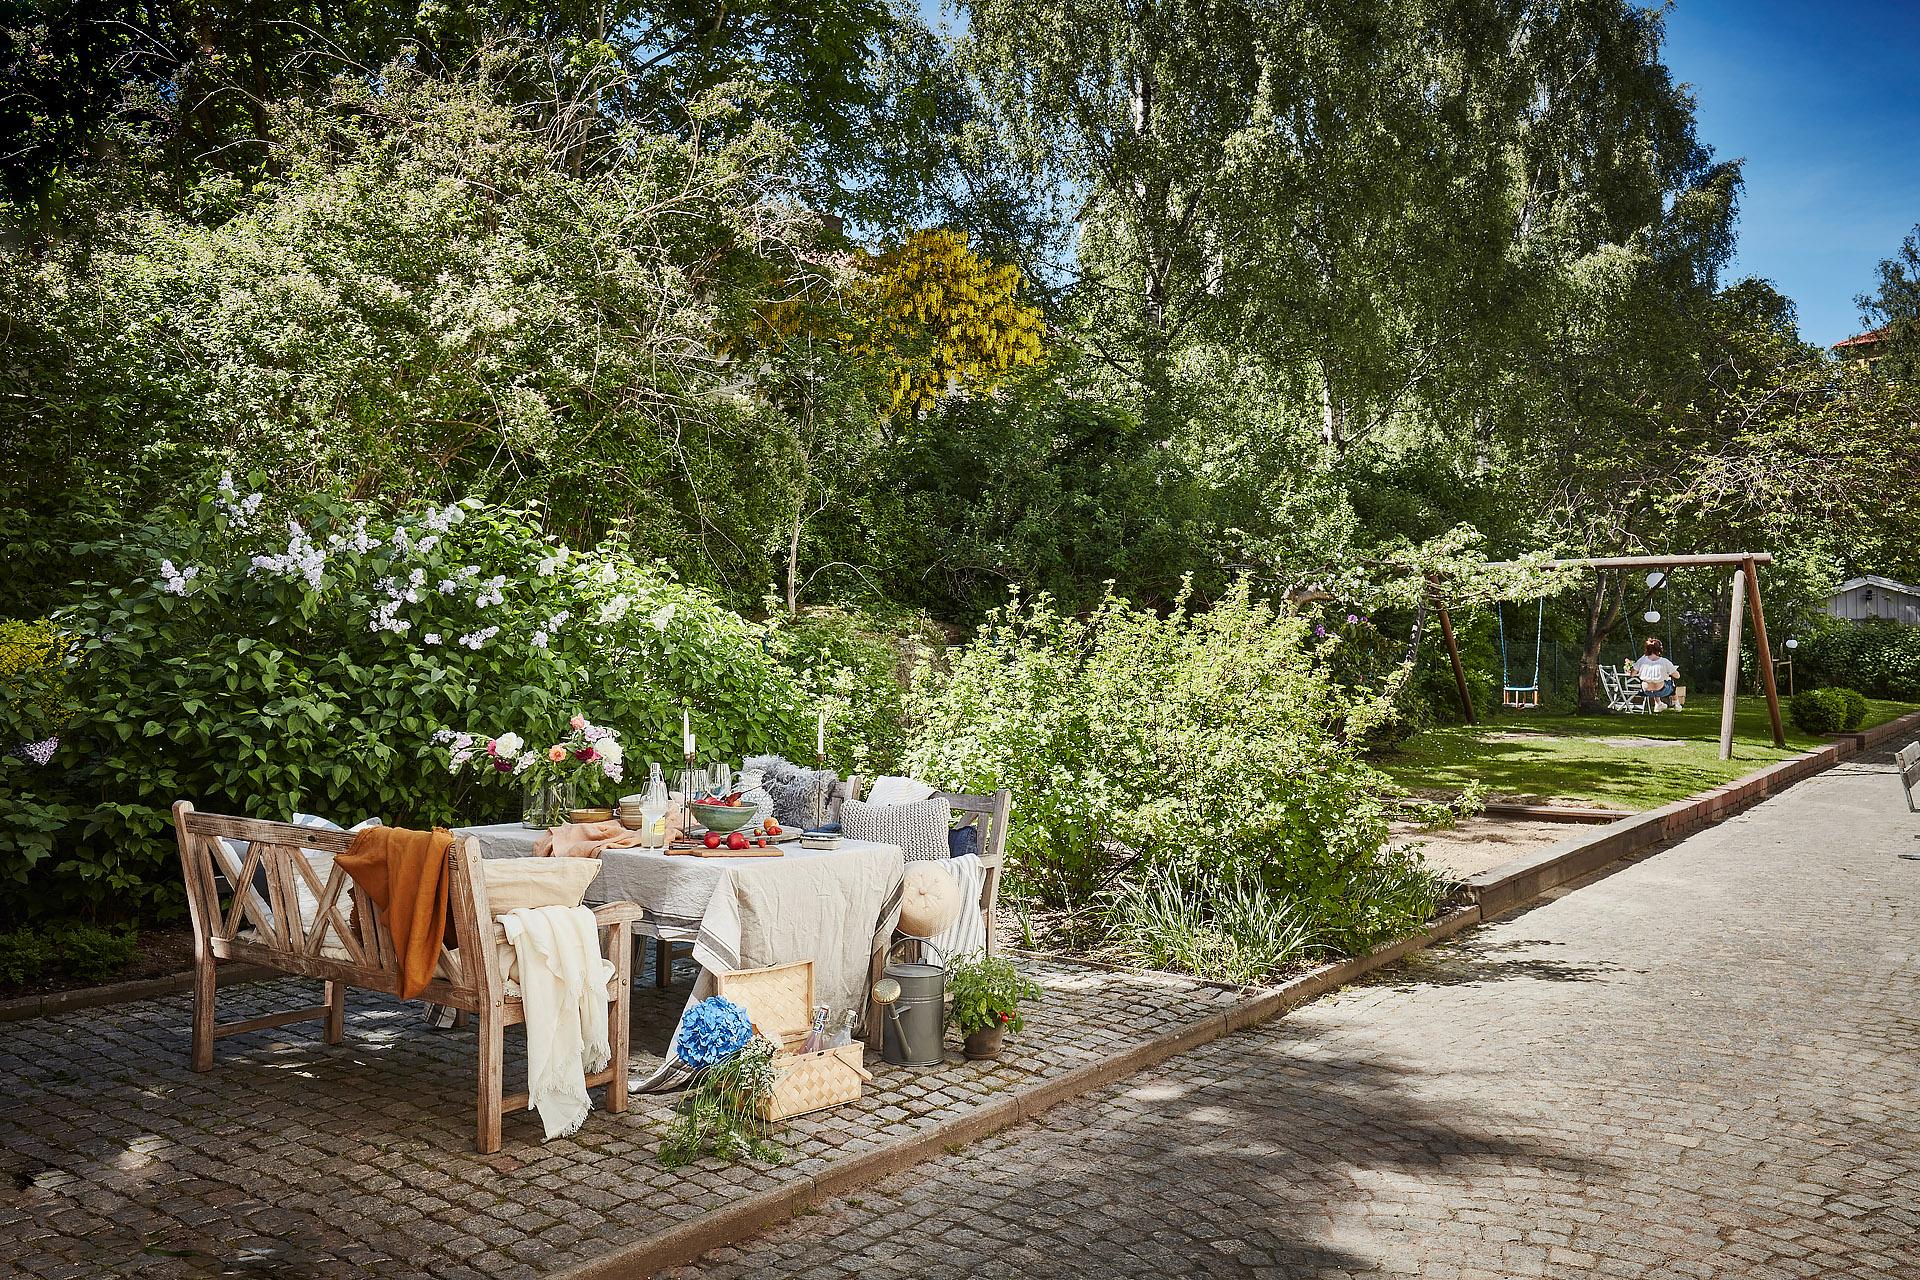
[1465,707,1920,919]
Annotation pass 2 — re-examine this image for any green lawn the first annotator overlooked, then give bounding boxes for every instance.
[1377,695,1920,811]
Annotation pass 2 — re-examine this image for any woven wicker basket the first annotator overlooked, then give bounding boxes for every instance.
[715,960,871,1120]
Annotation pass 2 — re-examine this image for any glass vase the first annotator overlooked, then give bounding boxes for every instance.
[521,777,577,829]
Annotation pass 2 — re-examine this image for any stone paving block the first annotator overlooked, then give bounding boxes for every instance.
[0,950,1239,1277]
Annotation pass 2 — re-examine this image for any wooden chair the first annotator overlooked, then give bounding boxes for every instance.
[172,802,638,1153]
[941,788,1012,956]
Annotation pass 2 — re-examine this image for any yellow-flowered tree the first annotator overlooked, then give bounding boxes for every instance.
[851,229,1047,418]
[753,229,1047,612]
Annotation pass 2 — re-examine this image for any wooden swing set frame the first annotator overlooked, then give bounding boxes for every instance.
[1433,552,1785,762]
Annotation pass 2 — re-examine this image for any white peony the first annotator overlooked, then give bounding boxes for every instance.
[493,732,524,758]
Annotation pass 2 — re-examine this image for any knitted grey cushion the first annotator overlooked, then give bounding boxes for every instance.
[840,796,951,862]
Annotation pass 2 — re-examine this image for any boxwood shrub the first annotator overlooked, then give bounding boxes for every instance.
[1788,687,1866,735]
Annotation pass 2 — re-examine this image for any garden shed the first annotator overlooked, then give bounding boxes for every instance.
[1822,575,1920,625]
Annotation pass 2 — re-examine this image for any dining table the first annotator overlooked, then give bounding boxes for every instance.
[453,823,906,1041]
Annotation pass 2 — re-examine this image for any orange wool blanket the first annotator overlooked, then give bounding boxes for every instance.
[336,825,455,999]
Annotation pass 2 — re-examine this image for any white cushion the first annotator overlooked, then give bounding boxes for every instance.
[481,857,602,917]
[898,861,964,936]
[866,775,937,805]
[228,814,381,959]
[840,795,951,862]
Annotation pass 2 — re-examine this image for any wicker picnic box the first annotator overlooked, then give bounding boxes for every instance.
[715,960,871,1121]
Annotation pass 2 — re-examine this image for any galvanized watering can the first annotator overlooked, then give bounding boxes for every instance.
[873,938,946,1067]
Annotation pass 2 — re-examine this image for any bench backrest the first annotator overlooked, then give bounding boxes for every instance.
[1898,742,1920,814]
[941,789,1012,865]
[171,801,496,1003]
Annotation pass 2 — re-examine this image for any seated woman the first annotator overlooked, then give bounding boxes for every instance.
[1630,637,1682,710]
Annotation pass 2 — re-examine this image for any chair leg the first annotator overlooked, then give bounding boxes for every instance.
[864,944,885,1052]
[190,955,216,1073]
[323,979,346,1045]
[654,938,672,990]
[476,1007,504,1154]
[606,927,631,1115]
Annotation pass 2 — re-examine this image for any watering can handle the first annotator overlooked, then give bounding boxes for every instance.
[886,935,947,969]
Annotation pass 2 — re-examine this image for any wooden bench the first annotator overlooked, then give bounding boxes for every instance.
[1898,741,1920,814]
[172,802,638,1152]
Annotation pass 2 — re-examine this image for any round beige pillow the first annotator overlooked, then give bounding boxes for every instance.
[896,861,964,937]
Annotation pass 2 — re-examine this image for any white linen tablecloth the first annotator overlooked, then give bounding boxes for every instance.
[455,824,905,1015]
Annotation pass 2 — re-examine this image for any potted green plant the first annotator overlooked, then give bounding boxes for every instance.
[945,953,1041,1060]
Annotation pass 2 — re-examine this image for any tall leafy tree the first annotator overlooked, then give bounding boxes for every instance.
[1858,223,1920,380]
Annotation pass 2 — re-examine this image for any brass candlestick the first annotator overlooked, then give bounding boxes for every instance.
[681,750,697,832]
[811,750,828,830]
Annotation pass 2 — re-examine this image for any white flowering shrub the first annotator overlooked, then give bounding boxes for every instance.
[905,582,1441,964]
[3,483,819,915]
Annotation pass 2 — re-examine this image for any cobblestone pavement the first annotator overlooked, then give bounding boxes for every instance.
[671,750,1920,1279]
[0,945,1244,1278]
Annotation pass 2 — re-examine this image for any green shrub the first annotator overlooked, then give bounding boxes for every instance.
[1837,687,1869,732]
[1789,688,1849,735]
[763,608,927,776]
[45,922,139,984]
[2,484,823,920]
[0,928,55,986]
[1794,618,1920,701]
[906,580,1441,961]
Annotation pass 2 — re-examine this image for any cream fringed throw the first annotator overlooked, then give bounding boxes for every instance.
[501,905,613,1141]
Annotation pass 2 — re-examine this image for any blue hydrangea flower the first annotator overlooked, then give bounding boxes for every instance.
[676,996,755,1069]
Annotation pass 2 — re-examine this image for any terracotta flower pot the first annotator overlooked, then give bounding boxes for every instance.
[962,1023,1006,1060]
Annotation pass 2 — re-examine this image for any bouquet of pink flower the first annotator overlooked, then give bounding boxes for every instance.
[439,714,625,790]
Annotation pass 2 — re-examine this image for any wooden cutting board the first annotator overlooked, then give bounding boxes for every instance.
[664,839,791,857]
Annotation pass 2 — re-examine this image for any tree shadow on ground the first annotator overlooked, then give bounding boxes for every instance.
[836,1043,1604,1280]
[1358,936,1623,992]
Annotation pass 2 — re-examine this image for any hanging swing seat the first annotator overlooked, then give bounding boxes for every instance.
[1498,598,1545,711]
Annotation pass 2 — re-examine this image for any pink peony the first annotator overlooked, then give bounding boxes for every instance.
[569,714,587,730]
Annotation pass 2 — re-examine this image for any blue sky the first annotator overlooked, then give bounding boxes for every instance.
[1662,0,1920,347]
